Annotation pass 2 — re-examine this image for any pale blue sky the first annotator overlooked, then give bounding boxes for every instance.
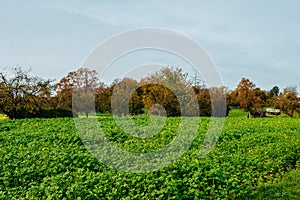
[0,0,299,91]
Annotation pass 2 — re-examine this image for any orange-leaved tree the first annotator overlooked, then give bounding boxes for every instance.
[275,86,299,117]
[56,68,100,117]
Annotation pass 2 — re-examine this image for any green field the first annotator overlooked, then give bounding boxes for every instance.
[0,116,299,199]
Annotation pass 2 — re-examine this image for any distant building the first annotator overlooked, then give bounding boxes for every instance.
[266,108,281,115]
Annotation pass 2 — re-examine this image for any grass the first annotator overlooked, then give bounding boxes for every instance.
[227,108,248,118]
[228,108,298,119]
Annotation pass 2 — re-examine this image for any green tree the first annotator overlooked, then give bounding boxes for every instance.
[270,86,279,97]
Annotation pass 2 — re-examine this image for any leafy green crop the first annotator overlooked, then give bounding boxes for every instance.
[0,117,299,199]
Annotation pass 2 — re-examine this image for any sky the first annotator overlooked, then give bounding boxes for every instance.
[0,0,299,92]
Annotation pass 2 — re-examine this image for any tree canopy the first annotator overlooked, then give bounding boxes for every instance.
[0,67,299,119]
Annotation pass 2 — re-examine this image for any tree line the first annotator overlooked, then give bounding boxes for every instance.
[227,78,300,117]
[0,67,299,119]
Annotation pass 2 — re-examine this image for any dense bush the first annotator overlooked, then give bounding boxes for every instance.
[4,108,38,119]
[4,108,77,119]
[39,108,78,118]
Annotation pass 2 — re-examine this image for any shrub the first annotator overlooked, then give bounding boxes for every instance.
[4,108,77,119]
[39,108,78,118]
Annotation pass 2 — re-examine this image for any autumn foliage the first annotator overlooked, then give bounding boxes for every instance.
[0,67,299,119]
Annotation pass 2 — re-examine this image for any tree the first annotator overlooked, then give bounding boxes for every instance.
[141,67,199,117]
[190,68,206,88]
[266,86,280,106]
[141,83,180,116]
[0,68,53,119]
[56,68,100,117]
[227,90,239,108]
[275,86,299,117]
[95,83,113,114]
[193,86,229,117]
[193,87,211,116]
[129,86,144,115]
[235,78,264,111]
[210,86,230,117]
[270,86,279,97]
[110,78,141,116]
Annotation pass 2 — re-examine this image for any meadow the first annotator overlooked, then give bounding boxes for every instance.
[0,113,299,199]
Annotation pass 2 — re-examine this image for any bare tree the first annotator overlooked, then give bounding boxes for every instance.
[0,68,53,118]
